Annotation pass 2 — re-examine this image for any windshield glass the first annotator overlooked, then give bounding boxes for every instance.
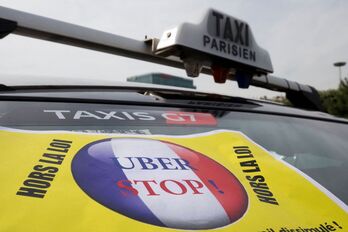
[1,100,347,205]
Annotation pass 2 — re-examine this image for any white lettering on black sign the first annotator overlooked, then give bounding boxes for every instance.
[43,110,217,126]
[43,110,156,121]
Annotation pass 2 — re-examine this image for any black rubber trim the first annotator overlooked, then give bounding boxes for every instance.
[286,86,324,111]
[0,18,17,39]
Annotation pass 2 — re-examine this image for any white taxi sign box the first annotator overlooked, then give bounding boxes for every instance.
[155,9,273,83]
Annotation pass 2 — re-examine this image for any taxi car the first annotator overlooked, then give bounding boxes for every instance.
[0,6,347,232]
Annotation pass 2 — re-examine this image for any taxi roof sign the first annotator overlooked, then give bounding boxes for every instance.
[155,9,273,83]
[0,6,323,110]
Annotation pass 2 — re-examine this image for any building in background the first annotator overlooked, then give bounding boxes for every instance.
[127,73,196,89]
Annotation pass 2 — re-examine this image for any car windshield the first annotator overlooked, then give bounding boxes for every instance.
[1,100,347,205]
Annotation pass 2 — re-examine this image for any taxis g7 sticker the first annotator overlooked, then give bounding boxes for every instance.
[41,110,217,126]
[0,129,347,232]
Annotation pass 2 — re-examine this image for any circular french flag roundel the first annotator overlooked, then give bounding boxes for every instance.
[72,138,248,230]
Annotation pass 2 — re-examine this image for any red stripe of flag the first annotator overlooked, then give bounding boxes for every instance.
[167,142,248,222]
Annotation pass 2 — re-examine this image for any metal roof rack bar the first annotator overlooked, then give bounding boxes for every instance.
[252,75,323,111]
[0,6,190,70]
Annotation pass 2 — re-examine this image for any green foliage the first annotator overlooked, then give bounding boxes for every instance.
[319,78,348,118]
[260,95,291,106]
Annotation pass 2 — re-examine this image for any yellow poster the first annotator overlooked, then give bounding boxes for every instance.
[0,128,347,231]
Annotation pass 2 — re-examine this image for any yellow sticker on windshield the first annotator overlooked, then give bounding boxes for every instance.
[0,129,347,232]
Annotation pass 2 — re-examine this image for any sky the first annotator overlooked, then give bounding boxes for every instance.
[0,0,347,99]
